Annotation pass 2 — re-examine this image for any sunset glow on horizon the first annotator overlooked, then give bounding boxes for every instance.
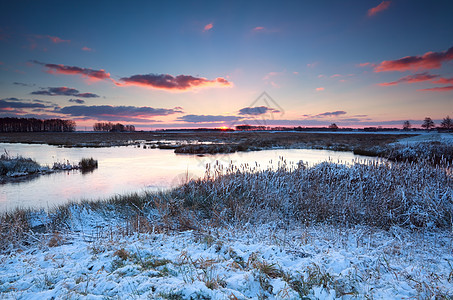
[1,1,452,130]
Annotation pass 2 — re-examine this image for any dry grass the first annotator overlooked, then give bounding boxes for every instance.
[174,159,452,229]
[1,156,451,253]
[0,131,413,149]
[0,152,42,176]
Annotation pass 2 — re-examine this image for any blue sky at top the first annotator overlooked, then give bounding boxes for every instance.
[1,0,452,129]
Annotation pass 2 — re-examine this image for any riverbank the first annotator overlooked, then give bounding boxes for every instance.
[0,131,415,150]
[1,156,452,298]
[0,154,98,183]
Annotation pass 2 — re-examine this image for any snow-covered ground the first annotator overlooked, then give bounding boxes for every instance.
[1,217,452,299]
[1,135,452,299]
[394,132,453,145]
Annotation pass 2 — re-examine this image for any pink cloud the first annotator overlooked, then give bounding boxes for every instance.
[368,1,391,16]
[379,72,439,86]
[82,46,93,52]
[374,46,453,72]
[330,74,341,78]
[433,77,453,85]
[253,26,265,31]
[203,23,213,32]
[47,35,70,43]
[33,60,111,82]
[119,73,232,91]
[358,62,376,67]
[417,86,453,92]
[34,35,70,44]
[263,71,282,80]
[316,87,324,91]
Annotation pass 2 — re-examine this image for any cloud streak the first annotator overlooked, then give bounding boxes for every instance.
[58,105,183,122]
[368,1,391,16]
[31,87,99,98]
[177,114,240,123]
[316,111,347,117]
[69,99,85,104]
[238,106,280,116]
[119,74,232,91]
[32,60,111,81]
[378,73,453,91]
[374,46,453,72]
[32,35,70,44]
[203,23,213,32]
[379,72,439,86]
[433,77,453,85]
[0,98,57,115]
[417,86,453,92]
[32,61,233,92]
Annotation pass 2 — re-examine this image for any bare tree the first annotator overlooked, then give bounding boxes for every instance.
[403,120,411,130]
[329,123,338,130]
[440,115,452,130]
[421,117,435,131]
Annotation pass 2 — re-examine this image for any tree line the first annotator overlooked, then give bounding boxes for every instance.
[403,116,452,131]
[0,117,76,132]
[93,122,135,132]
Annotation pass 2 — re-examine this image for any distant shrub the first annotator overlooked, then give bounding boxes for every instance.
[78,158,98,171]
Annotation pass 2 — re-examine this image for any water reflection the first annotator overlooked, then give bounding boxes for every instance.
[0,143,380,212]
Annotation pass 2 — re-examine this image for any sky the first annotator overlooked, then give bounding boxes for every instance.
[0,0,452,130]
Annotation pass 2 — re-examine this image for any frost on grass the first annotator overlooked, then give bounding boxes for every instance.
[0,152,43,177]
[0,156,452,299]
[0,151,98,180]
[0,225,452,299]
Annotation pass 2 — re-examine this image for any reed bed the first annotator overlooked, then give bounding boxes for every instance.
[173,158,452,229]
[0,151,42,176]
[1,158,452,252]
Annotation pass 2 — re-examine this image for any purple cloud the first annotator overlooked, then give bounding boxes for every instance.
[32,60,111,81]
[316,111,347,118]
[238,106,280,116]
[69,99,86,104]
[31,87,99,98]
[120,73,232,91]
[177,114,241,123]
[58,105,183,122]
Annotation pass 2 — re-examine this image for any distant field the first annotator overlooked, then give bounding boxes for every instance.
[0,131,416,150]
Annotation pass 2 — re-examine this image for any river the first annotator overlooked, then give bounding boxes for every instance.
[0,142,380,212]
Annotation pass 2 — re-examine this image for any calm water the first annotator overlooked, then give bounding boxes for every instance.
[0,143,379,212]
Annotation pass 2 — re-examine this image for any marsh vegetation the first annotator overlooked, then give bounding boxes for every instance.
[0,134,452,299]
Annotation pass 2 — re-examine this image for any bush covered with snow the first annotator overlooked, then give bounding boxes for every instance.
[0,152,43,177]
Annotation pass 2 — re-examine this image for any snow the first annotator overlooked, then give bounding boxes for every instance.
[1,213,452,299]
[394,132,453,145]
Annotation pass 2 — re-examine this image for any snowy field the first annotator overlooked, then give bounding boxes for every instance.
[1,134,452,299]
[1,219,452,299]
[393,132,453,145]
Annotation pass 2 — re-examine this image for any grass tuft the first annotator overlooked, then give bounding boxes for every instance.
[78,157,98,171]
